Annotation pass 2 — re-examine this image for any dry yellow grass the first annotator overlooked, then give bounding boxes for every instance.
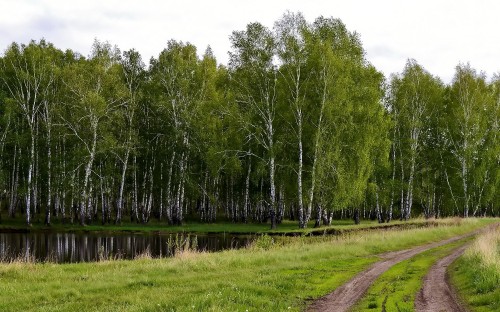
[465,225,500,271]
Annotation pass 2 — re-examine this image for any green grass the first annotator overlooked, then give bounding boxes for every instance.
[353,237,472,312]
[0,214,447,235]
[0,215,334,233]
[0,218,496,312]
[449,226,500,312]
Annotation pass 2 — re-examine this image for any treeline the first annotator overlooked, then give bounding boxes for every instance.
[0,12,498,228]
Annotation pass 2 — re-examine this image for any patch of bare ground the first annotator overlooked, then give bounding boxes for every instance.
[414,244,468,312]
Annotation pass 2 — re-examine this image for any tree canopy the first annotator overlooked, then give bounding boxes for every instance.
[0,13,498,228]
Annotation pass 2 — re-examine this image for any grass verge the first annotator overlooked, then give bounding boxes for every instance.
[0,218,496,312]
[0,217,455,236]
[450,225,500,312]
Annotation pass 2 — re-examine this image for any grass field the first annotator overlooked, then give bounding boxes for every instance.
[450,225,500,312]
[0,218,497,312]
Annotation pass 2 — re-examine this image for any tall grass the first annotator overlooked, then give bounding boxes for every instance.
[450,225,500,312]
[463,226,500,293]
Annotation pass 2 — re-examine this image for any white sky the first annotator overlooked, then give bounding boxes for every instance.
[1,0,500,83]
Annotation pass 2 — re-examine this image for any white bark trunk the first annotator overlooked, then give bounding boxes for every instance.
[297,116,304,228]
[243,156,251,223]
[45,125,52,225]
[80,119,98,225]
[116,147,130,224]
[26,128,35,225]
[305,65,327,226]
[166,151,176,223]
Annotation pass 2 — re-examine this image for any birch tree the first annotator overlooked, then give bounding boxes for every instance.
[388,60,443,220]
[445,64,493,217]
[61,40,126,225]
[149,41,214,224]
[0,40,59,225]
[230,22,280,229]
[306,17,389,225]
[115,49,144,224]
[275,12,311,228]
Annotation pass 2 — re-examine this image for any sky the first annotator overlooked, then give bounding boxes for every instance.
[1,0,499,83]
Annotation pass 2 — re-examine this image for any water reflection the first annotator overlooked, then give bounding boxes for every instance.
[0,232,253,263]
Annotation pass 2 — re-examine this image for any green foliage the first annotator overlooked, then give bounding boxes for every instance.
[0,12,497,229]
[252,234,275,250]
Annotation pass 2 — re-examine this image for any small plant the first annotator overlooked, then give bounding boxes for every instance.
[191,235,198,251]
[135,246,152,260]
[252,234,275,250]
[97,245,107,261]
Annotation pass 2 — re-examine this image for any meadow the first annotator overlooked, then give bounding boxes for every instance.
[0,218,497,311]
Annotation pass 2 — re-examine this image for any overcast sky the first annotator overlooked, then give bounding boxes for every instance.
[1,0,499,83]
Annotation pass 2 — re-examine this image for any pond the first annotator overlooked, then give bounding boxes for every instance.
[0,231,254,263]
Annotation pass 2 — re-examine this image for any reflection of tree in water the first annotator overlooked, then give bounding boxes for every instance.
[0,232,253,263]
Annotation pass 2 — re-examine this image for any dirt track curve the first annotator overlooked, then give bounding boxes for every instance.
[307,226,493,312]
[414,244,468,312]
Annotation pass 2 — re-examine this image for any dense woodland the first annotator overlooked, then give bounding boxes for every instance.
[0,13,498,228]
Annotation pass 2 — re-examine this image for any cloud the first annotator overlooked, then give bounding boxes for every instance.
[1,0,500,83]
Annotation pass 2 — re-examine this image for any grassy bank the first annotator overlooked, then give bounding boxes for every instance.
[0,216,452,235]
[450,225,500,312]
[0,218,496,312]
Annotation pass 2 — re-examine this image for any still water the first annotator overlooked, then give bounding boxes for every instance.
[0,231,254,263]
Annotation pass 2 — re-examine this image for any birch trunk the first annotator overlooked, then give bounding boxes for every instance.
[145,164,154,223]
[461,156,469,217]
[376,184,382,223]
[79,119,98,226]
[44,125,52,225]
[159,162,164,221]
[166,151,175,223]
[297,116,304,228]
[26,128,35,225]
[388,127,397,223]
[269,153,277,229]
[201,170,208,221]
[9,146,19,218]
[116,147,130,224]
[33,122,39,215]
[132,155,138,222]
[100,167,106,225]
[305,64,327,227]
[174,150,186,225]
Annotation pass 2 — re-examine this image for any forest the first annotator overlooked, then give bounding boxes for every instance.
[0,12,498,229]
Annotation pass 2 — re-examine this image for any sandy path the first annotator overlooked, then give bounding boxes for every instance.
[414,244,468,312]
[307,229,481,312]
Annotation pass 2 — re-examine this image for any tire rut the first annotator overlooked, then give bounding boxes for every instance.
[414,244,468,312]
[306,225,496,312]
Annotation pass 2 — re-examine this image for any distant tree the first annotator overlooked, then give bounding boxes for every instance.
[444,64,496,217]
[61,40,126,225]
[229,22,280,229]
[0,40,61,225]
[388,60,444,220]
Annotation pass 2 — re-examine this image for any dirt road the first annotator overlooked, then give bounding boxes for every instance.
[414,244,468,312]
[307,230,478,312]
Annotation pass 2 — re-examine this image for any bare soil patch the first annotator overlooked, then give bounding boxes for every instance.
[414,244,468,312]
